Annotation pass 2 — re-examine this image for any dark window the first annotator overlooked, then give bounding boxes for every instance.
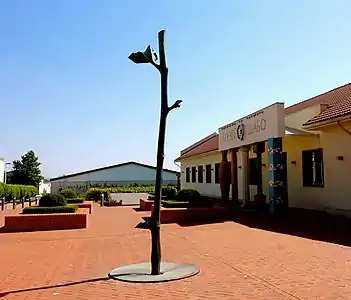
[249,158,259,185]
[185,167,190,183]
[198,165,203,183]
[214,163,220,184]
[205,164,212,183]
[191,166,196,183]
[302,148,324,187]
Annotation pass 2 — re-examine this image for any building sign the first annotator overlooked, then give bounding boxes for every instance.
[218,102,285,151]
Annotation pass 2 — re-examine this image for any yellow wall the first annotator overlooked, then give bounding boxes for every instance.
[285,104,322,130]
[317,121,351,213]
[256,134,322,210]
[179,120,351,215]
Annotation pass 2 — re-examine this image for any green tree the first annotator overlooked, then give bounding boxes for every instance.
[11,150,43,187]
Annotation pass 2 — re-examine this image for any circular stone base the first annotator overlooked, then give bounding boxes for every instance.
[108,262,200,283]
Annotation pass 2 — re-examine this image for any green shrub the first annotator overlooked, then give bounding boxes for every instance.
[4,184,20,200]
[39,193,67,207]
[61,189,77,199]
[25,185,38,197]
[0,184,37,200]
[22,206,77,214]
[85,188,112,202]
[161,186,177,199]
[0,182,5,198]
[66,198,85,204]
[175,188,201,206]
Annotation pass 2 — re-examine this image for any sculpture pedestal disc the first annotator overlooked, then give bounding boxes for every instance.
[108,262,199,283]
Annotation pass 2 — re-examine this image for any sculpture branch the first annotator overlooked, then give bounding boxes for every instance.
[158,30,167,69]
[149,59,160,70]
[167,100,183,114]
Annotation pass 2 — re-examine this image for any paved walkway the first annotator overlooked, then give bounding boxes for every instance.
[0,204,351,299]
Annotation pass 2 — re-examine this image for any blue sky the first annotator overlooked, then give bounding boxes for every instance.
[1,0,351,178]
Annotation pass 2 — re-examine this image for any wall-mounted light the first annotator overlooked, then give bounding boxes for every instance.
[291,161,297,165]
[337,156,344,161]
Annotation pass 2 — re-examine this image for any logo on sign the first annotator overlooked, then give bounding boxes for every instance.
[237,124,245,141]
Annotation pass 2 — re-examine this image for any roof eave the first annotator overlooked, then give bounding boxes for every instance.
[174,149,219,162]
[50,161,179,181]
[303,114,351,130]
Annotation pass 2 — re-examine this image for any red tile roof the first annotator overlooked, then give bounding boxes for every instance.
[175,134,219,161]
[176,83,351,161]
[303,94,351,126]
[286,82,351,114]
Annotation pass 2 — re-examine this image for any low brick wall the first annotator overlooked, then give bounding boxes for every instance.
[151,206,229,224]
[3,208,88,232]
[140,199,154,211]
[76,201,93,214]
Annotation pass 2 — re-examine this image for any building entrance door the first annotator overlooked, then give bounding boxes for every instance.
[282,152,288,209]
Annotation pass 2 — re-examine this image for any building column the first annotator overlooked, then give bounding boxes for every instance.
[254,141,267,209]
[219,150,231,202]
[231,148,239,207]
[238,147,250,206]
[268,137,284,215]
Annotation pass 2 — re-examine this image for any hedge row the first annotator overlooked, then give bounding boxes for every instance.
[0,183,38,200]
[104,186,156,193]
[22,205,77,214]
[66,198,85,204]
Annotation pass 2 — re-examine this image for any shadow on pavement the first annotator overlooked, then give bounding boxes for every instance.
[0,277,110,298]
[173,205,351,247]
[231,208,351,247]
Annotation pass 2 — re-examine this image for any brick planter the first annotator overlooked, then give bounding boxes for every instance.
[76,201,94,214]
[3,208,88,232]
[140,199,154,211]
[151,205,229,224]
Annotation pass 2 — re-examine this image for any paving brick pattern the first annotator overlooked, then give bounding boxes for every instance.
[1,204,351,299]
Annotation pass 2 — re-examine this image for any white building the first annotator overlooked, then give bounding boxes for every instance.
[50,161,180,193]
[0,158,4,183]
[39,179,51,195]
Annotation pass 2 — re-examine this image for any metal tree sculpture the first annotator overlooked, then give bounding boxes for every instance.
[129,30,182,275]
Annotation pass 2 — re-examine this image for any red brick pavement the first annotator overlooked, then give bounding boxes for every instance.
[0,204,351,299]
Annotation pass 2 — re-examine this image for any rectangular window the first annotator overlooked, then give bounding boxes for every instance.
[302,148,324,187]
[205,164,212,183]
[249,158,259,185]
[198,165,203,183]
[191,166,196,183]
[214,163,220,184]
[185,167,190,183]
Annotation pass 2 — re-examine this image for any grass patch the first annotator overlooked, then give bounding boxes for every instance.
[161,200,189,208]
[66,198,85,204]
[22,205,78,214]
